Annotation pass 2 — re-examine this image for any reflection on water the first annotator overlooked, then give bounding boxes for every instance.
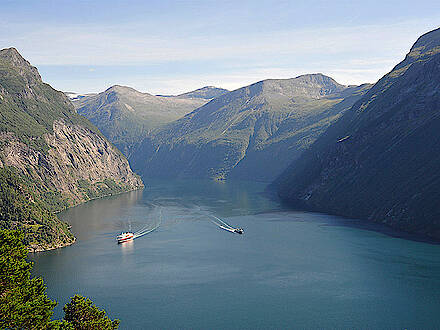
[30,179,440,330]
[60,189,144,241]
[119,240,134,255]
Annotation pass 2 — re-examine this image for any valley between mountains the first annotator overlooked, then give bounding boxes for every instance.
[2,27,440,250]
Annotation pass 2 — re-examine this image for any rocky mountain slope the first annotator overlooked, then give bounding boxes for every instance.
[0,48,143,250]
[130,74,371,181]
[276,28,440,239]
[73,85,217,156]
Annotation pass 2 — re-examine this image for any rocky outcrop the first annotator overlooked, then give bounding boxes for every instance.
[2,120,142,207]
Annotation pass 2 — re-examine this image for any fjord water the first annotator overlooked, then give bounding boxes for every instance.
[30,180,440,329]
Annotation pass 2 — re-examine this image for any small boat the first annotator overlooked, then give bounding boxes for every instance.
[117,232,134,243]
[219,225,244,235]
[234,228,244,235]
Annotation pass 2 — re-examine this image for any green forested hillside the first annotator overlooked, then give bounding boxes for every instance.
[0,168,74,251]
[276,27,440,239]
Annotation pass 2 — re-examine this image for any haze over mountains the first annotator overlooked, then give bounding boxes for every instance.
[73,85,227,155]
[276,27,440,239]
[130,74,371,181]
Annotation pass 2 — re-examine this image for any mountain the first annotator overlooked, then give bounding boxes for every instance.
[174,86,229,99]
[130,74,371,182]
[0,48,143,251]
[73,85,209,156]
[276,28,440,239]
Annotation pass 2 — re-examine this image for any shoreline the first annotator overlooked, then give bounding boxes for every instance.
[272,206,440,245]
[262,184,440,245]
[29,237,77,253]
[30,186,144,253]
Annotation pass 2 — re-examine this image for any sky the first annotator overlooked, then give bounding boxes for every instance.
[1,0,440,94]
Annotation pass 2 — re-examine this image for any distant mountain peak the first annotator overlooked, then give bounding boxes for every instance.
[175,86,229,99]
[295,73,341,84]
[105,85,141,93]
[252,73,346,100]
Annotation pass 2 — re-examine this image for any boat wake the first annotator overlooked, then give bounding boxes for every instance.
[133,209,162,239]
[210,215,244,234]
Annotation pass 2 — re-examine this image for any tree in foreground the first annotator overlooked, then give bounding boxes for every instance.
[0,230,56,328]
[64,295,119,330]
[0,230,119,329]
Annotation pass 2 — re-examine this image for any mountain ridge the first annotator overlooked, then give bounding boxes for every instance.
[73,84,210,155]
[130,73,371,182]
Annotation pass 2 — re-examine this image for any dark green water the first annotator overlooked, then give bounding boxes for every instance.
[30,180,440,329]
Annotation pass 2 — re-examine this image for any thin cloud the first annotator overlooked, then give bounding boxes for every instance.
[3,16,438,93]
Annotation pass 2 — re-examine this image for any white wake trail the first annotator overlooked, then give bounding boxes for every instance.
[211,215,234,230]
[133,208,162,239]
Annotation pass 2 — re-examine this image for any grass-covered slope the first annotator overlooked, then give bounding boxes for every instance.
[0,48,143,250]
[276,27,440,239]
[130,74,370,182]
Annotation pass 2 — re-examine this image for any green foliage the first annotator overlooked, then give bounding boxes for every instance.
[0,230,56,328]
[64,295,119,330]
[47,319,75,329]
[0,167,74,250]
[0,229,120,329]
[77,178,128,200]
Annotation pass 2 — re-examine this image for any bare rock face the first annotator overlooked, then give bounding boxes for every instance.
[2,120,142,207]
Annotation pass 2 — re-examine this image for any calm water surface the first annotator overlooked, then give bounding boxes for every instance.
[30,180,440,329]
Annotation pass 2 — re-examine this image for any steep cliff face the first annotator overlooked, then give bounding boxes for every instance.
[276,28,440,239]
[130,74,370,182]
[0,48,142,250]
[2,120,141,207]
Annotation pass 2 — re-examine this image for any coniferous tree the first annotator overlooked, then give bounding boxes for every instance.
[0,230,56,328]
[0,230,119,329]
[63,295,119,330]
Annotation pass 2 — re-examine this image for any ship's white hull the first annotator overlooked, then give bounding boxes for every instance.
[117,232,134,243]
